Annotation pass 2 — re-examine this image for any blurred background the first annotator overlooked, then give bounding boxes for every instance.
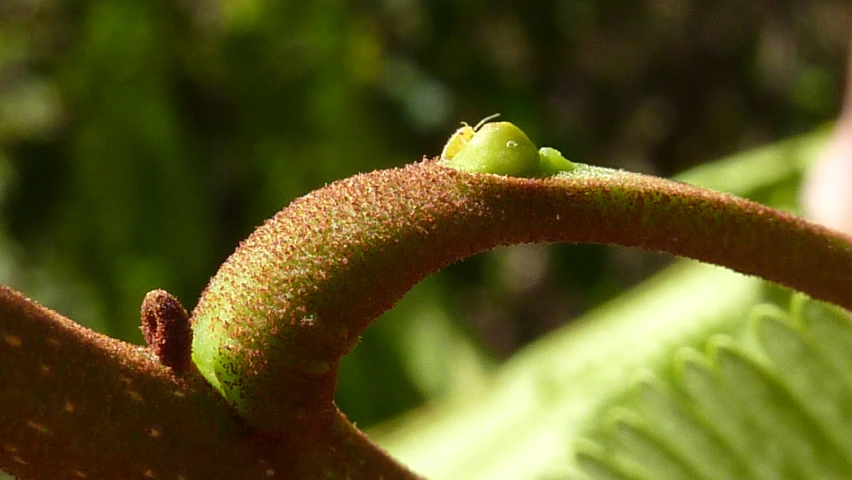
[0,0,850,439]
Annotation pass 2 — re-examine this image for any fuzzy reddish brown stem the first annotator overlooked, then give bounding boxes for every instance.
[4,159,852,479]
[192,160,852,433]
[0,286,419,480]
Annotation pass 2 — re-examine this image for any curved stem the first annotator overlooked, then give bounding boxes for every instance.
[0,286,420,479]
[192,160,852,432]
[5,158,852,479]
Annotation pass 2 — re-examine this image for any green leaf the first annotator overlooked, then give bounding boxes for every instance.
[754,305,852,463]
[374,261,765,480]
[575,438,646,480]
[631,375,743,479]
[576,297,852,480]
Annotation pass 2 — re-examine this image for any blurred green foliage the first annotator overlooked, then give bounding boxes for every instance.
[0,0,849,447]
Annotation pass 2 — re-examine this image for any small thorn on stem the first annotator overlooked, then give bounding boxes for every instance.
[141,289,192,372]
